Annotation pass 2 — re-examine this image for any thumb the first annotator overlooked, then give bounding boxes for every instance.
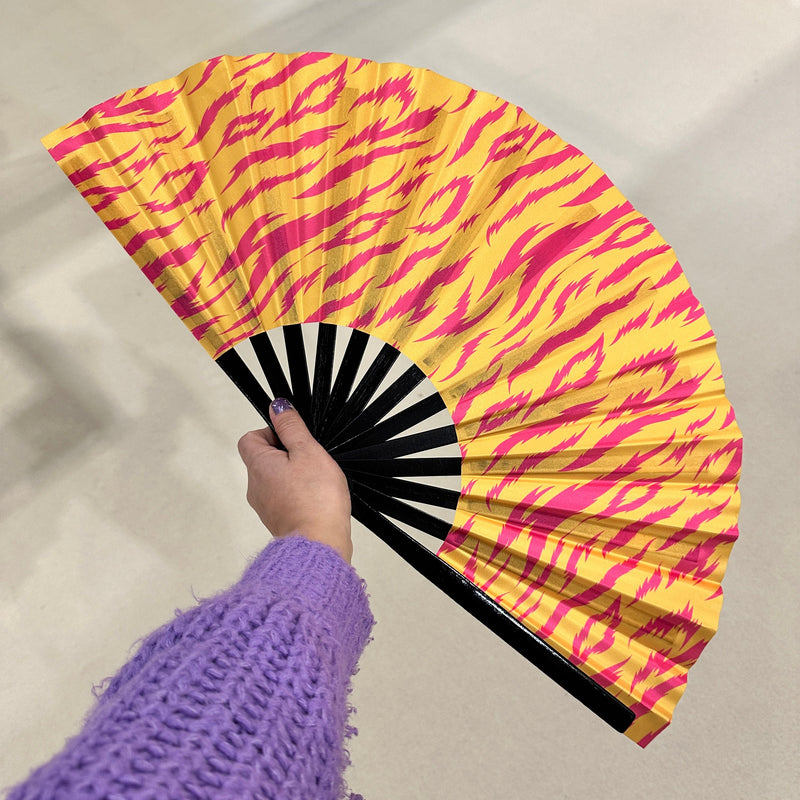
[269,398,315,452]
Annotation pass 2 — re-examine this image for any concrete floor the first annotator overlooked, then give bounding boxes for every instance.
[1,1,798,798]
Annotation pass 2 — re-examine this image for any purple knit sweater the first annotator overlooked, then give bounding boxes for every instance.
[9,537,374,800]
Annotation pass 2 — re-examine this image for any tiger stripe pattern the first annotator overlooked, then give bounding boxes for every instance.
[43,52,742,745]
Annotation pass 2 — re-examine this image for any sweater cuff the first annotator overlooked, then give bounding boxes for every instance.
[241,536,374,672]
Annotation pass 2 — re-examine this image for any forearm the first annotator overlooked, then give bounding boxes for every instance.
[9,537,374,800]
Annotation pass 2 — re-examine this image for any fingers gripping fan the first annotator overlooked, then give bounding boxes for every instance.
[43,52,742,745]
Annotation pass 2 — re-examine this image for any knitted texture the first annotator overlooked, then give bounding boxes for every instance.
[8,537,374,800]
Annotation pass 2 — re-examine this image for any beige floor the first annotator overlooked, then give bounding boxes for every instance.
[1,2,798,798]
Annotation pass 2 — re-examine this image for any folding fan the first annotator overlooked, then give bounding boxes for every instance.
[42,52,742,746]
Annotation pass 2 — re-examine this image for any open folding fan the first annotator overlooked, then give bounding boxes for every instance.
[42,52,742,746]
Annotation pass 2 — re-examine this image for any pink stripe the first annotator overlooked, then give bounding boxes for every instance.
[507,280,649,384]
[323,241,404,291]
[349,71,417,115]
[293,143,424,199]
[124,220,183,256]
[141,235,209,283]
[187,56,223,95]
[482,122,539,167]
[596,244,671,294]
[48,121,166,162]
[339,105,440,153]
[186,81,247,146]
[409,176,473,234]
[486,165,592,242]
[65,144,140,184]
[561,174,613,207]
[447,102,508,166]
[223,125,342,191]
[376,240,448,289]
[249,52,333,104]
[230,53,277,80]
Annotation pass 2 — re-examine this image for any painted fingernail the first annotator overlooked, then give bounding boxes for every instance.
[271,397,294,414]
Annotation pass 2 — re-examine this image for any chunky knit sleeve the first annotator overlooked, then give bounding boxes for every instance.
[8,537,375,800]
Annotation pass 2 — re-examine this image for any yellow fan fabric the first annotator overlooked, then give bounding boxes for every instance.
[43,52,742,745]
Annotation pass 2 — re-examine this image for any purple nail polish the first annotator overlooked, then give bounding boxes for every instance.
[271,397,293,414]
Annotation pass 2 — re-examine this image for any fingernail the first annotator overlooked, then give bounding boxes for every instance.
[271,397,293,414]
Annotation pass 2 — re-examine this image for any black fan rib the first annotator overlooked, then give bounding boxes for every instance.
[342,457,463,478]
[283,324,312,421]
[250,332,292,401]
[217,348,273,425]
[311,323,337,438]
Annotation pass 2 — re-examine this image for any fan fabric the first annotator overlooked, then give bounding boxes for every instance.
[43,52,742,746]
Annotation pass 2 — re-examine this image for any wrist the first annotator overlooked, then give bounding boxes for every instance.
[285,529,353,564]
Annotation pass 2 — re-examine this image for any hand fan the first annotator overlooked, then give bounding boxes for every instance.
[42,52,742,746]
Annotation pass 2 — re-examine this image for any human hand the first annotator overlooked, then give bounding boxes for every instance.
[237,398,353,563]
